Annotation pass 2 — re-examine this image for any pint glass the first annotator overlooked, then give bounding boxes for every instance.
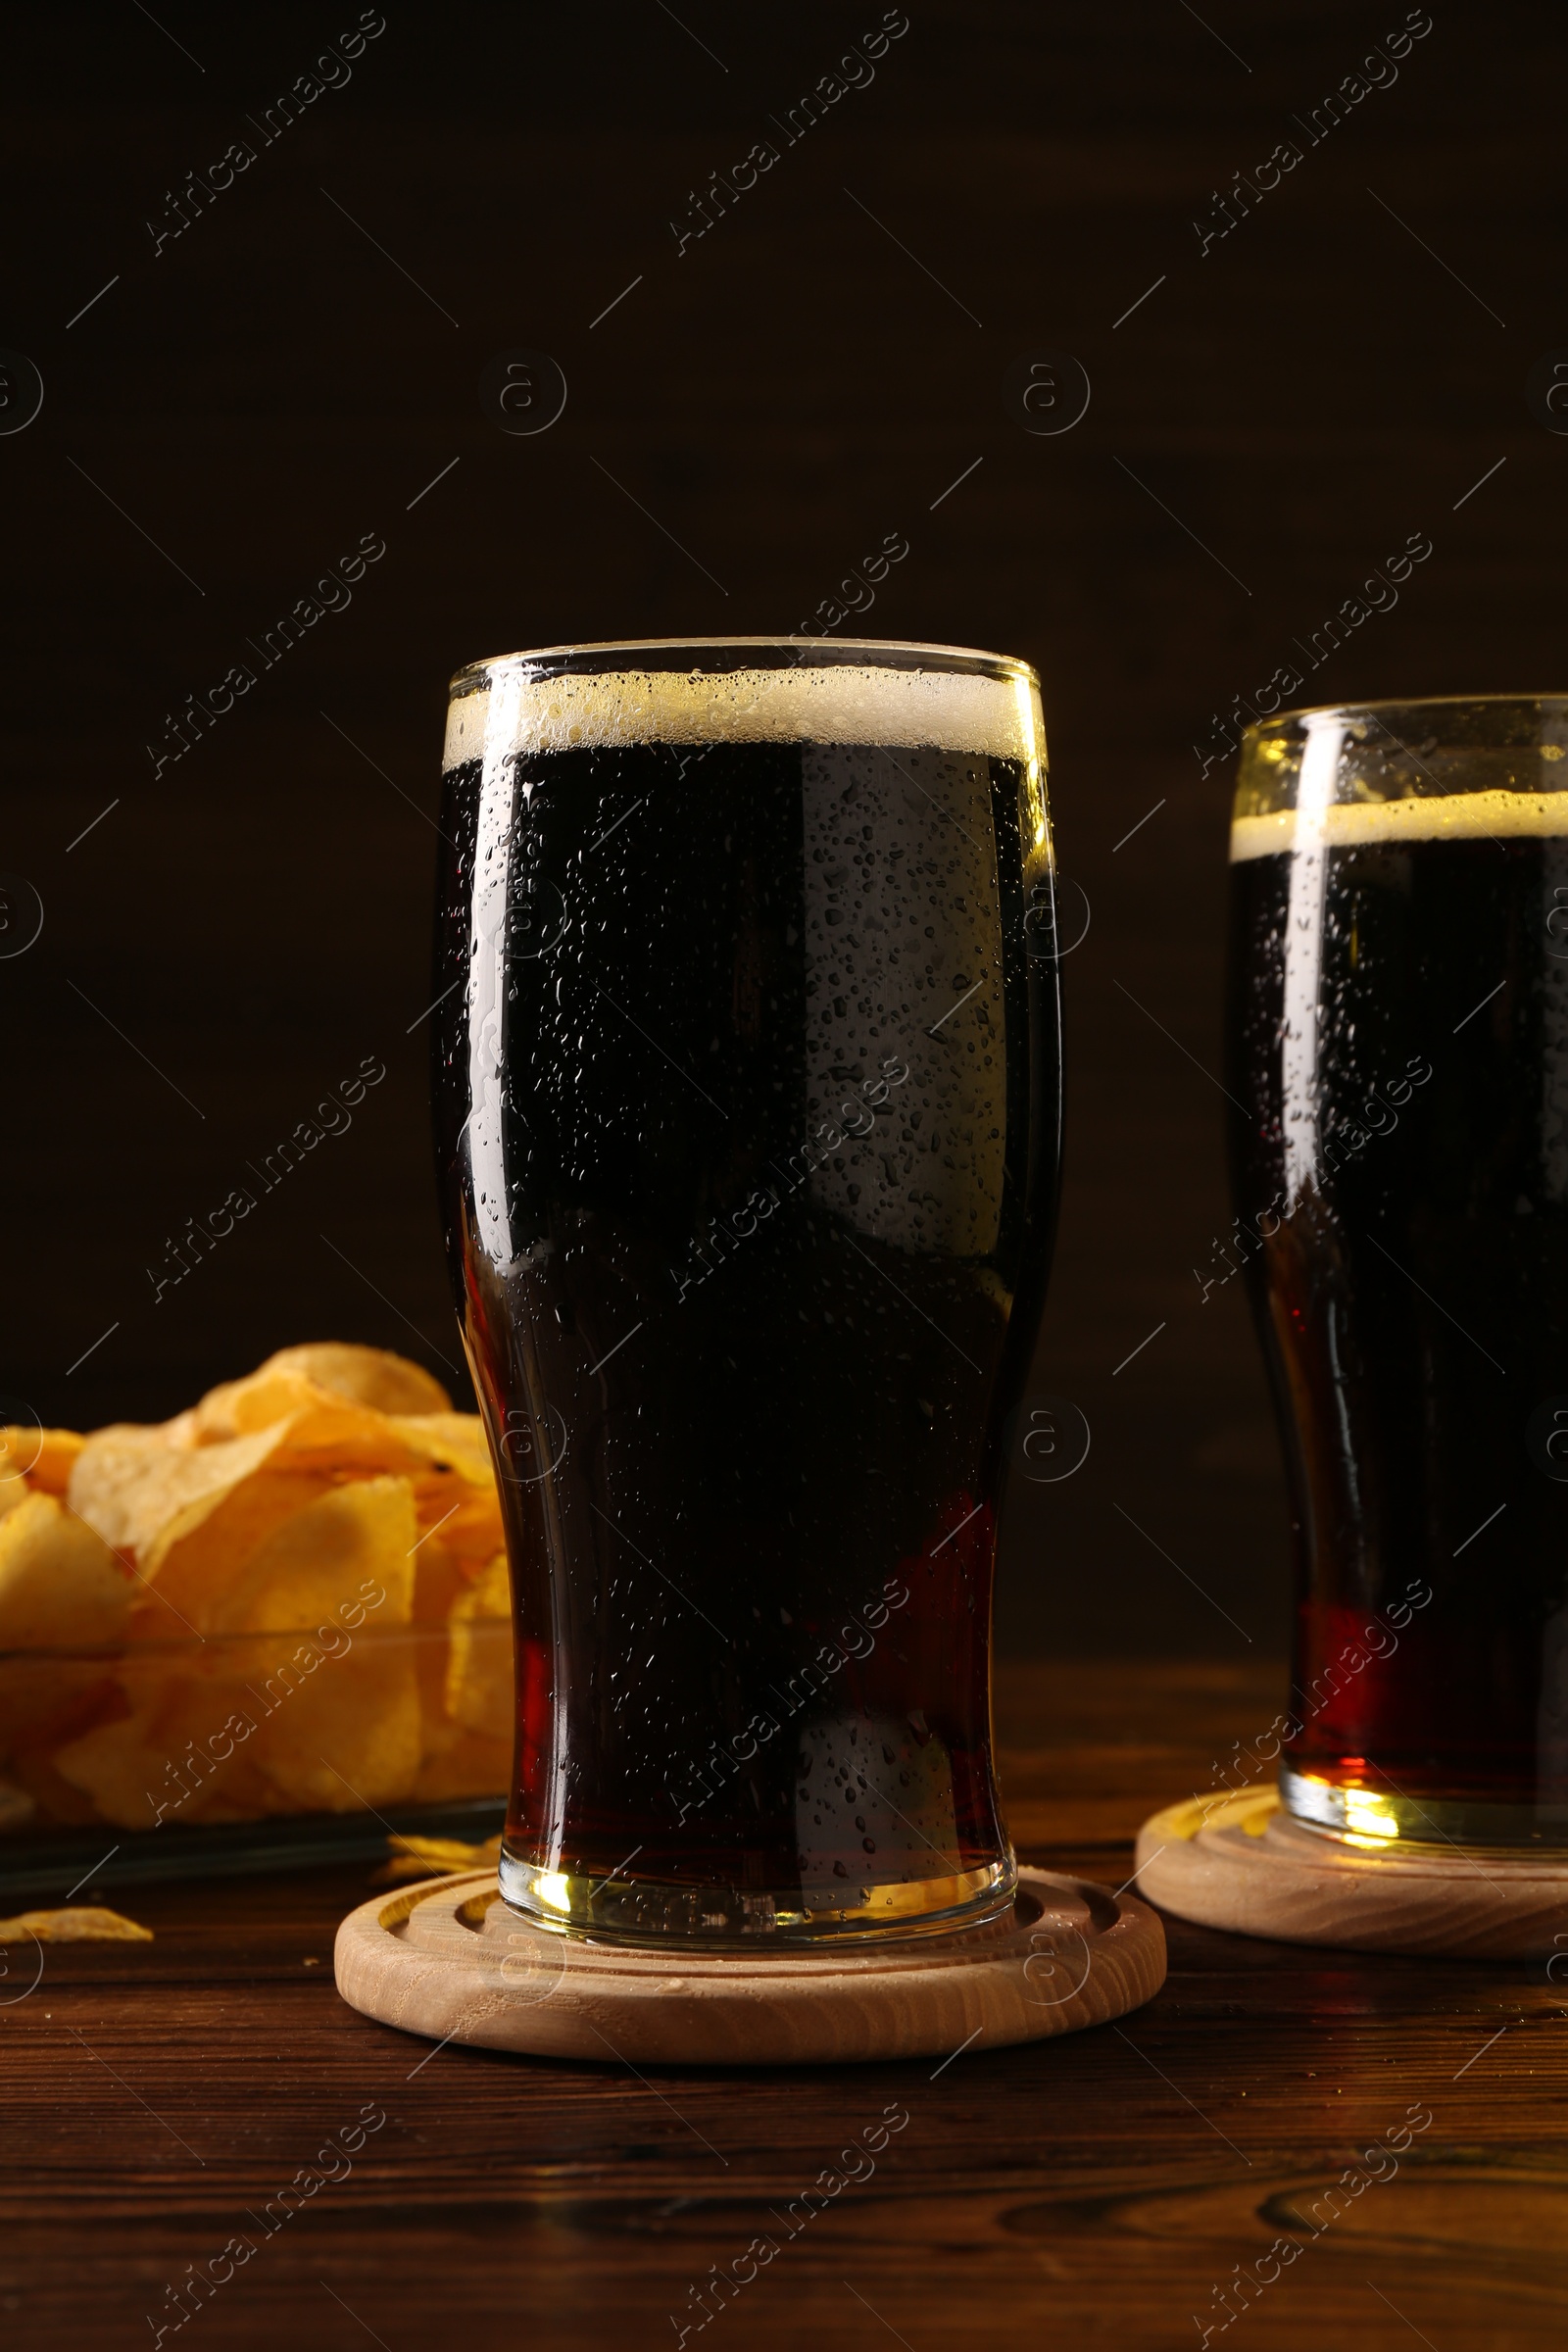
[1227,696,1568,1844]
[432,639,1061,1938]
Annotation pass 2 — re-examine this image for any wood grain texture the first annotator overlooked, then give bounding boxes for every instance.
[332,1866,1166,2065]
[4,1661,1566,2351]
[1138,1790,1568,1961]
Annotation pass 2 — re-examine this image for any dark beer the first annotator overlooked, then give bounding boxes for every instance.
[1227,698,1568,1843]
[432,644,1060,1936]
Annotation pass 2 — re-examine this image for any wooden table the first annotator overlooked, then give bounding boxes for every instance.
[4,1661,1563,2350]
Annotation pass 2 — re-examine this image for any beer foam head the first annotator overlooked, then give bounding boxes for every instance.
[1231,790,1568,860]
[444,641,1044,771]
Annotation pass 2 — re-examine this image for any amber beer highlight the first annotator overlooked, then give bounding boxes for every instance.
[432,639,1061,1940]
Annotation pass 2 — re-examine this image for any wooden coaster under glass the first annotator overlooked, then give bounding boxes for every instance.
[1136,1788,1568,1960]
[334,1865,1166,2066]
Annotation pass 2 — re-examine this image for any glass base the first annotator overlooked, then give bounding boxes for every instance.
[1281,1766,1568,1849]
[496,1844,1017,1946]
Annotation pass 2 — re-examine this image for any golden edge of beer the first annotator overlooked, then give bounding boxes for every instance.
[1230,791,1568,861]
[442,663,1046,771]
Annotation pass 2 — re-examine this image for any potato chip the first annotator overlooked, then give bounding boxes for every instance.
[0,1494,131,1651]
[0,1426,39,1496]
[394,1424,506,1598]
[1,1426,83,1512]
[0,1661,123,1779]
[52,1478,423,1824]
[50,1660,275,1829]
[265,1406,503,1571]
[20,1344,513,1836]
[410,1542,512,1802]
[155,1398,502,1634]
[19,1428,83,1496]
[127,1467,337,1641]
[385,1411,495,1487]
[0,1905,151,1943]
[204,1473,416,1636]
[192,1343,451,1440]
[220,1478,420,1813]
[69,1419,283,1564]
[248,1628,423,1815]
[49,1708,182,1830]
[374,1830,502,1884]
[71,1397,458,1590]
[0,1494,131,1766]
[258,1396,453,1489]
[445,1549,513,1736]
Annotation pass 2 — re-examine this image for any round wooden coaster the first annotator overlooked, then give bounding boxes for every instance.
[333,1867,1166,2066]
[1136,1788,1568,1959]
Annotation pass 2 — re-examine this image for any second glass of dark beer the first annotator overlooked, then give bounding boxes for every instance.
[1228,695,1568,1845]
[433,639,1062,1941]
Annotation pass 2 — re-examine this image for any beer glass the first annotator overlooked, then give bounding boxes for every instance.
[1227,695,1568,1845]
[432,639,1061,1939]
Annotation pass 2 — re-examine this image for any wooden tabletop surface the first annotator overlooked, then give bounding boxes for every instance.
[4,1658,1563,2351]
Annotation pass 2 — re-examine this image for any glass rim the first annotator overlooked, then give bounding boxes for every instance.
[1248,691,1568,738]
[449,634,1040,701]
[1232,690,1568,835]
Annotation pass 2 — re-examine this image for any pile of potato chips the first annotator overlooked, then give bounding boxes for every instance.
[0,1344,514,1836]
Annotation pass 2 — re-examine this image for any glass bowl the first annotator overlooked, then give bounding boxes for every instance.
[0,1618,512,1898]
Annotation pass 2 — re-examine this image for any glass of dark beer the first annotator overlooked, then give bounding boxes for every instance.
[1228,695,1568,1845]
[432,639,1061,1940]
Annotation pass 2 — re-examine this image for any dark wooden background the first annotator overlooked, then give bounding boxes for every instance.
[5,0,1563,1655]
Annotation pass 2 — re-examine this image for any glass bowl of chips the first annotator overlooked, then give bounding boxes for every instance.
[0,1345,514,1897]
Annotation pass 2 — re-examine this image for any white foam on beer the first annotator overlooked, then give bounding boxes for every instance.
[1231,790,1568,861]
[443,650,1043,771]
